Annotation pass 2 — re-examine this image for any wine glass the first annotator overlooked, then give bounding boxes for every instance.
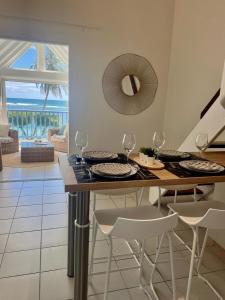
[122,133,136,162]
[75,130,88,164]
[152,131,165,160]
[195,133,208,157]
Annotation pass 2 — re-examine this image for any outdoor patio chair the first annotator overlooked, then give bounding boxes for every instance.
[48,125,68,153]
[0,129,19,154]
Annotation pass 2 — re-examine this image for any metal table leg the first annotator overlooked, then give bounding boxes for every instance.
[67,192,77,277]
[74,191,90,300]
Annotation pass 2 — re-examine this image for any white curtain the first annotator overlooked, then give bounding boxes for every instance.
[0,80,8,124]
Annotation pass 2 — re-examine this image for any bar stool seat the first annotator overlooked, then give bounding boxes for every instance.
[168,200,225,300]
[168,200,225,225]
[94,205,163,235]
[89,205,178,300]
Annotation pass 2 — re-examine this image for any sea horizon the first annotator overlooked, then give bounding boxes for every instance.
[6,97,68,112]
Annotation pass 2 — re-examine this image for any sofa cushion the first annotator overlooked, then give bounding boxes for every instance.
[0,124,9,137]
[0,137,13,143]
[63,125,69,137]
[52,134,66,142]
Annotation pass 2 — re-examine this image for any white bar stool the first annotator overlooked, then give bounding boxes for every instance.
[158,184,198,208]
[91,188,144,241]
[93,187,144,210]
[89,205,178,300]
[168,200,225,300]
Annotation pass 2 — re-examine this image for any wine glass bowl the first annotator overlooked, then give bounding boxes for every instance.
[122,133,136,162]
[152,131,165,159]
[75,130,88,164]
[195,133,208,156]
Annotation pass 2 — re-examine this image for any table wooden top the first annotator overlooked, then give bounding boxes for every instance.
[59,152,225,193]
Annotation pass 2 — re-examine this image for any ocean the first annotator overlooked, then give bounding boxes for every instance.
[7,97,68,112]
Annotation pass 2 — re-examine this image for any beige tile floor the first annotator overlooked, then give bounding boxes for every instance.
[0,176,224,299]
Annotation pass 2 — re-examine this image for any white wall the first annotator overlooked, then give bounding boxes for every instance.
[163,0,225,249]
[164,0,225,149]
[0,0,174,153]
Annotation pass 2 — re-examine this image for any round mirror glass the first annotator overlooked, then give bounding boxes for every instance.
[121,75,141,96]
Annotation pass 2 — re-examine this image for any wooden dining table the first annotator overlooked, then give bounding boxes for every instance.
[59,151,225,300]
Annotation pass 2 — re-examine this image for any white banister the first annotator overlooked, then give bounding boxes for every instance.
[7,109,68,138]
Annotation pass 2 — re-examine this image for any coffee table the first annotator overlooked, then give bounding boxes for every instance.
[21,142,54,162]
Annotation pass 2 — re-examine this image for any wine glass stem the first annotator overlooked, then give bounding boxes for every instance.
[200,150,204,159]
[127,151,129,162]
[81,149,85,164]
[154,148,158,160]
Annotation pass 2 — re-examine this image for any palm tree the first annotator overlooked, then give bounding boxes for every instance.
[32,48,68,136]
[37,49,67,110]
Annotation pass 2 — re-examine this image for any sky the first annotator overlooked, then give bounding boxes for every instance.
[6,46,68,100]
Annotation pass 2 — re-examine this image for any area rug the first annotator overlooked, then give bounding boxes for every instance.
[2,151,60,168]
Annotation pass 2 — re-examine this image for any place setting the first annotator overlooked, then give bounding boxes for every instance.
[68,131,159,183]
[164,133,225,177]
[69,130,225,182]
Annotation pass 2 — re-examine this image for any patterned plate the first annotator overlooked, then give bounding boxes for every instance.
[83,151,118,161]
[179,160,225,173]
[159,150,190,158]
[91,164,137,179]
[91,163,131,176]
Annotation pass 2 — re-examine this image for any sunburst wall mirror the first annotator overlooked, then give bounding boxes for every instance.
[102,53,158,115]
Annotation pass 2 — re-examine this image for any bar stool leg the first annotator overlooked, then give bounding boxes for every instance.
[92,193,97,242]
[89,217,98,279]
[150,233,165,300]
[104,236,113,300]
[174,189,177,203]
[193,187,197,202]
[135,191,139,207]
[196,229,224,300]
[197,229,208,272]
[167,232,176,300]
[156,187,162,249]
[158,187,161,209]
[137,187,144,207]
[186,228,198,300]
[196,226,200,257]
[138,240,145,287]
[93,193,96,212]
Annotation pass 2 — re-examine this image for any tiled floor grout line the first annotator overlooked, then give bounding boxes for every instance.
[38,190,44,300]
[1,263,223,284]
[0,225,68,237]
[113,248,144,300]
[0,212,68,221]
[2,245,67,254]
[0,183,23,271]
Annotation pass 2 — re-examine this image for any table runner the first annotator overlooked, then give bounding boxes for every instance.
[68,153,158,184]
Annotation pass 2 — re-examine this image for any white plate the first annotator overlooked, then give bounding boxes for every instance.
[179,160,225,173]
[159,150,190,158]
[91,164,137,179]
[91,163,131,176]
[83,151,118,160]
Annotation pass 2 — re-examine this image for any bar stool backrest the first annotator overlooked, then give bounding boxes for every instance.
[109,213,178,240]
[197,208,225,229]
